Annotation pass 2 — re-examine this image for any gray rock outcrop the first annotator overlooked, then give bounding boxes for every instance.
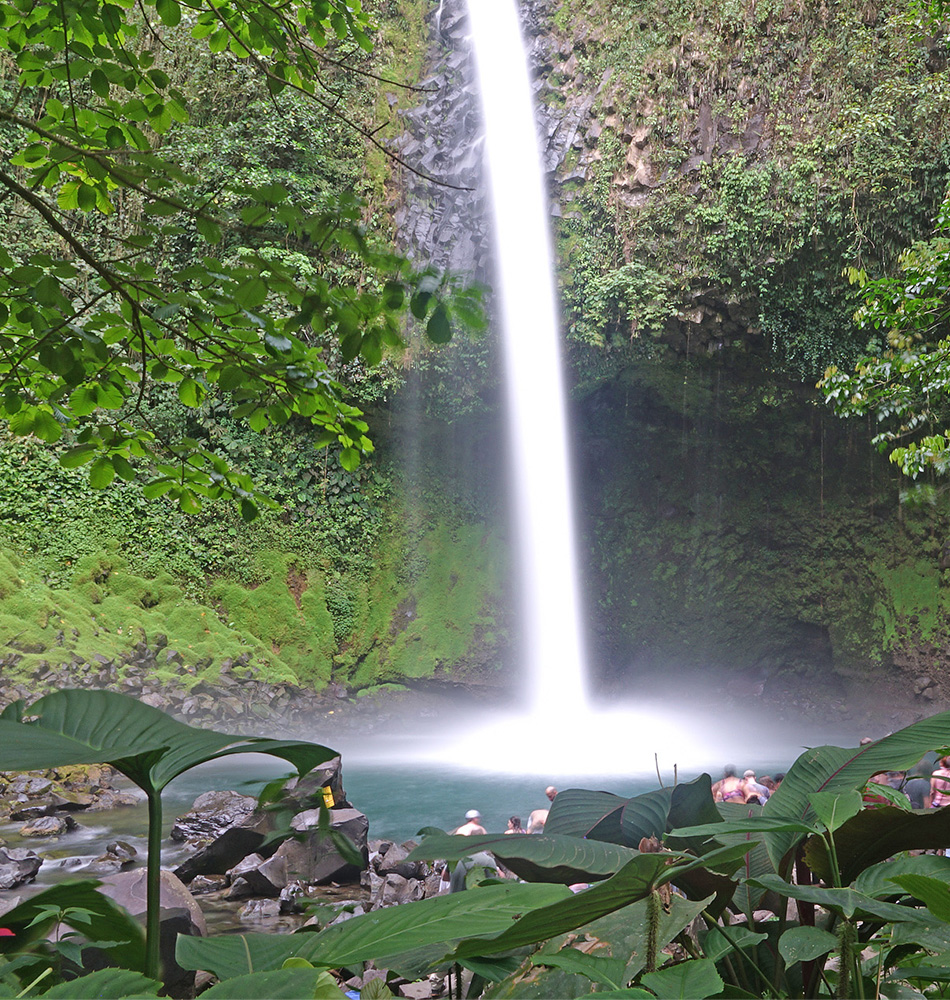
[0,847,42,889]
[273,807,369,885]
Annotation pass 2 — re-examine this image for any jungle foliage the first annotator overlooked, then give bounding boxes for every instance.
[550,0,950,379]
[6,693,950,997]
[820,187,950,483]
[0,0,482,517]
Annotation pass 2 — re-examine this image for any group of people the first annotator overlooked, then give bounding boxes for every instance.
[712,767,784,806]
[715,748,950,812]
[449,752,950,844]
[452,786,558,837]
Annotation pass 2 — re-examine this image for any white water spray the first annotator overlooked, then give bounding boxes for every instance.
[467,0,588,717]
[331,1,845,780]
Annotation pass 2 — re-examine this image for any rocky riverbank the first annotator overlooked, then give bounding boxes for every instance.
[0,749,456,998]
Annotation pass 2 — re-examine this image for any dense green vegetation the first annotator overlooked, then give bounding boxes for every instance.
[6,692,950,998]
[0,425,506,691]
[550,0,950,380]
[2,0,950,701]
[0,0,482,518]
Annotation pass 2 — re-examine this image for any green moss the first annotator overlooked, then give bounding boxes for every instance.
[209,551,335,686]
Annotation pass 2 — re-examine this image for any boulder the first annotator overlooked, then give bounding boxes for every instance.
[225,853,287,899]
[273,807,368,885]
[19,814,77,838]
[282,757,348,811]
[9,794,80,820]
[170,790,259,848]
[98,869,205,994]
[174,824,272,885]
[370,873,425,910]
[86,840,137,875]
[0,847,42,889]
[189,874,228,895]
[377,842,424,880]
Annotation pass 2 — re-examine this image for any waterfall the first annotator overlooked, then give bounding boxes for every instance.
[466,0,589,716]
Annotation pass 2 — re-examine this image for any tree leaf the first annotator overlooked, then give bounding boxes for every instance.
[639,959,723,999]
[199,968,344,998]
[777,925,839,965]
[89,457,116,489]
[40,968,162,998]
[405,832,639,884]
[426,302,451,344]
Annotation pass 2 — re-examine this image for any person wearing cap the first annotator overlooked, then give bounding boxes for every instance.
[454,809,486,836]
[743,770,770,804]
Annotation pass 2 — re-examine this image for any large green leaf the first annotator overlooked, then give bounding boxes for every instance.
[40,969,162,998]
[580,893,711,982]
[0,690,336,791]
[176,933,320,980]
[200,968,346,998]
[665,775,721,853]
[0,689,338,982]
[619,787,674,844]
[804,807,950,884]
[762,712,950,869]
[404,833,638,883]
[307,882,570,969]
[777,926,839,965]
[748,875,933,923]
[854,854,950,898]
[545,778,718,852]
[451,849,746,961]
[639,959,724,999]
[531,949,626,989]
[0,879,146,972]
[892,874,950,922]
[179,884,571,978]
[544,789,628,840]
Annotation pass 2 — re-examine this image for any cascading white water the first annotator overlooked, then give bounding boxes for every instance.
[334,0,845,779]
[466,0,589,717]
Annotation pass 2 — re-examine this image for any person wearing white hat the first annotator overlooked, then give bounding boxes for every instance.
[454,809,486,836]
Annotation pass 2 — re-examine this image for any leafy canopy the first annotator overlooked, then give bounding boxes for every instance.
[820,187,950,480]
[0,0,481,518]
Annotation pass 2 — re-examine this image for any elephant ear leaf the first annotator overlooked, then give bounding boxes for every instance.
[763,710,950,869]
[545,789,628,840]
[805,806,950,885]
[405,832,639,883]
[0,689,338,795]
[619,787,673,845]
